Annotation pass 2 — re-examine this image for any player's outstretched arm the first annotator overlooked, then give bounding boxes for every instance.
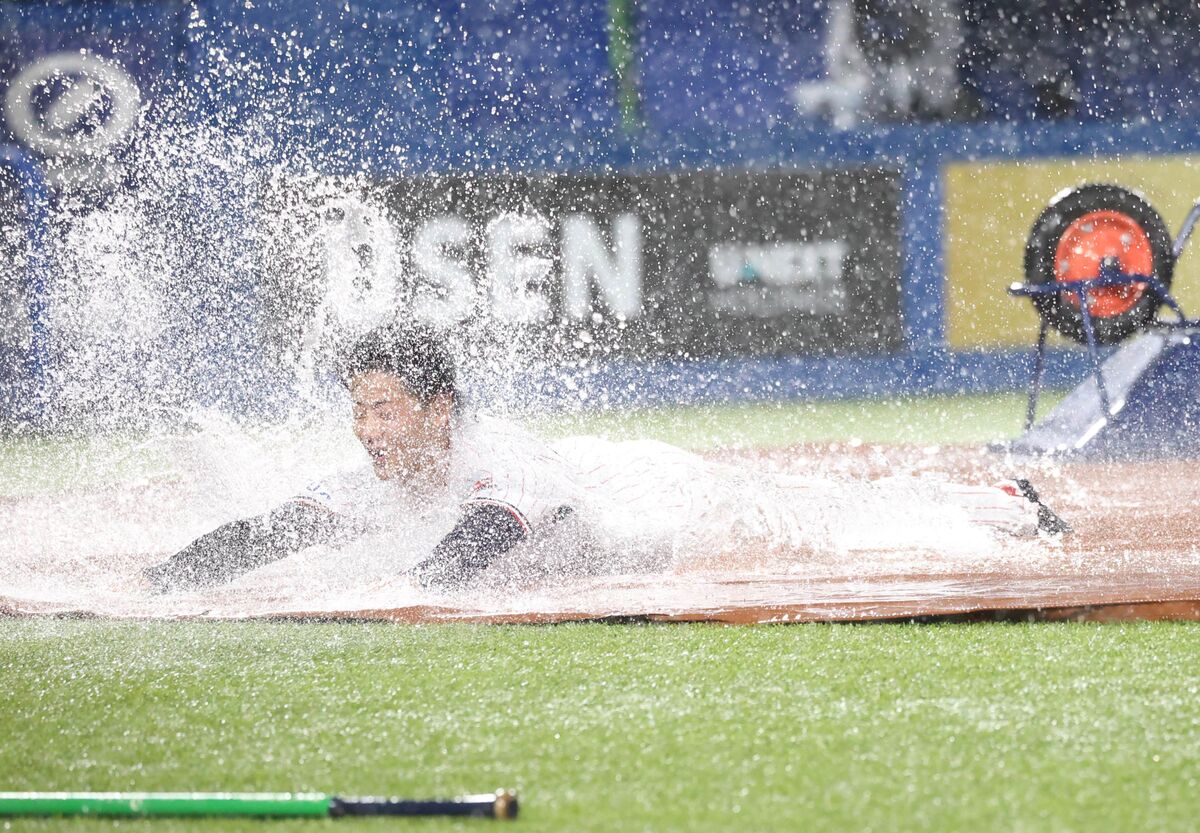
[143,501,348,593]
[409,502,528,590]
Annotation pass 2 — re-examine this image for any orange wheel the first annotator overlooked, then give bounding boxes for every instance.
[1024,185,1173,345]
[1053,210,1153,316]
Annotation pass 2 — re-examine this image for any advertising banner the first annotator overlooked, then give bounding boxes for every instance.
[367,169,904,360]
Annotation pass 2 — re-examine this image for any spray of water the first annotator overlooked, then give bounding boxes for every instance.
[0,28,1067,620]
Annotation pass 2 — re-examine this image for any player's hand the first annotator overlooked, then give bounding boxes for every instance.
[139,563,174,595]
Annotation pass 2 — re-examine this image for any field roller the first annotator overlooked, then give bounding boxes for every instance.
[1007,183,1200,459]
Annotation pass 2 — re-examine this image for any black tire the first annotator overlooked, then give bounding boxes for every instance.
[1023,183,1174,345]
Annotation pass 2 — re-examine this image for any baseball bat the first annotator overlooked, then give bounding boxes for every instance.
[0,790,518,820]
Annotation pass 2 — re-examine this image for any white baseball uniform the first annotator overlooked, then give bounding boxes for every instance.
[290,412,1042,570]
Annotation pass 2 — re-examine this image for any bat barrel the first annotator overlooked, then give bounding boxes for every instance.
[0,790,518,820]
[0,792,333,818]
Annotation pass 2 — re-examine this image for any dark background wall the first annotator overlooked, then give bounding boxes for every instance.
[3,0,1200,421]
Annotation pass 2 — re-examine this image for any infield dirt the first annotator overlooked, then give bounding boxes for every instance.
[2,442,1198,623]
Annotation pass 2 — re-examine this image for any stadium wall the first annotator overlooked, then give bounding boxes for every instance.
[3,0,1200,418]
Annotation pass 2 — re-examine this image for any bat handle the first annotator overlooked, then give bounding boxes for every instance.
[328,789,518,819]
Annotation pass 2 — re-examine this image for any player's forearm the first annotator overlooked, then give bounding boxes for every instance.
[143,518,270,591]
[410,502,528,590]
[144,502,344,592]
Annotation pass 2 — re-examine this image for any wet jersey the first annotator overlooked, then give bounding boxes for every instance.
[291,414,582,534]
[291,414,1043,556]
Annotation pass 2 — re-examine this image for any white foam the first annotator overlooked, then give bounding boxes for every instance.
[0,419,1063,619]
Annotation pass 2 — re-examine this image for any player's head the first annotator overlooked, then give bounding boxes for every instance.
[340,322,457,483]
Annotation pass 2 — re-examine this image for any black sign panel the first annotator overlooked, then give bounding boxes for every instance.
[375,168,903,360]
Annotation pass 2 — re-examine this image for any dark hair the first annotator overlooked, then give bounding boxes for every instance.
[340,322,456,404]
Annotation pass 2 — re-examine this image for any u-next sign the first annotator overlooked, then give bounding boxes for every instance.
[318,169,902,360]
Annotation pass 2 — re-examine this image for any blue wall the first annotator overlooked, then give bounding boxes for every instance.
[191,0,1200,405]
[5,0,1200,414]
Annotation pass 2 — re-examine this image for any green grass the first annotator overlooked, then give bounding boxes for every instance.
[5,390,1159,832]
[0,391,1066,496]
[0,431,178,497]
[521,390,1063,449]
[3,621,1199,832]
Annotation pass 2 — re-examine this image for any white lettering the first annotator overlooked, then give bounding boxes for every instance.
[486,212,553,324]
[706,239,849,316]
[411,215,474,324]
[322,200,399,331]
[561,213,642,321]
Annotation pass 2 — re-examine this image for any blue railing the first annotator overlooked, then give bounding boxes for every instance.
[0,144,50,424]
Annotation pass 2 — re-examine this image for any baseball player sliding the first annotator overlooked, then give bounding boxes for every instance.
[144,324,1071,594]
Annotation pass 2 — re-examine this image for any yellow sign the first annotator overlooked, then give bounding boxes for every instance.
[944,155,1200,348]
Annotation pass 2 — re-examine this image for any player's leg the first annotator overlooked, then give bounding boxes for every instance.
[997,478,1073,535]
[941,479,1071,537]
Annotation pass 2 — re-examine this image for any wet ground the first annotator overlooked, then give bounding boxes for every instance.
[2,443,1199,623]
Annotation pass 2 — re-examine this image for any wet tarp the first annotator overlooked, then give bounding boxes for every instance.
[4,445,1198,625]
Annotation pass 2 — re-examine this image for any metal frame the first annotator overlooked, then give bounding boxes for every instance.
[1009,199,1200,430]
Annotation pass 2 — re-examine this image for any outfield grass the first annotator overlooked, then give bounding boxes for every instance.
[6,390,1174,833]
[533,390,1066,448]
[3,620,1199,832]
[0,390,1066,496]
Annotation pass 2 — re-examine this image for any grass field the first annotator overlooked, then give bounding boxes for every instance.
[8,390,1197,832]
[4,621,1200,832]
[0,390,1064,495]
[533,389,1066,448]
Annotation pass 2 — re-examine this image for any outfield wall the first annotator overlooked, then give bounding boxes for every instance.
[3,1,1200,419]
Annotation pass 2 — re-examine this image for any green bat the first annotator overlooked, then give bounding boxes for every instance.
[0,790,518,819]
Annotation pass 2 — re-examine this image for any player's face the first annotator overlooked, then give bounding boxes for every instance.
[349,371,454,483]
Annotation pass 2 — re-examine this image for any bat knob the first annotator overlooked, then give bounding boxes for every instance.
[492,790,518,820]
